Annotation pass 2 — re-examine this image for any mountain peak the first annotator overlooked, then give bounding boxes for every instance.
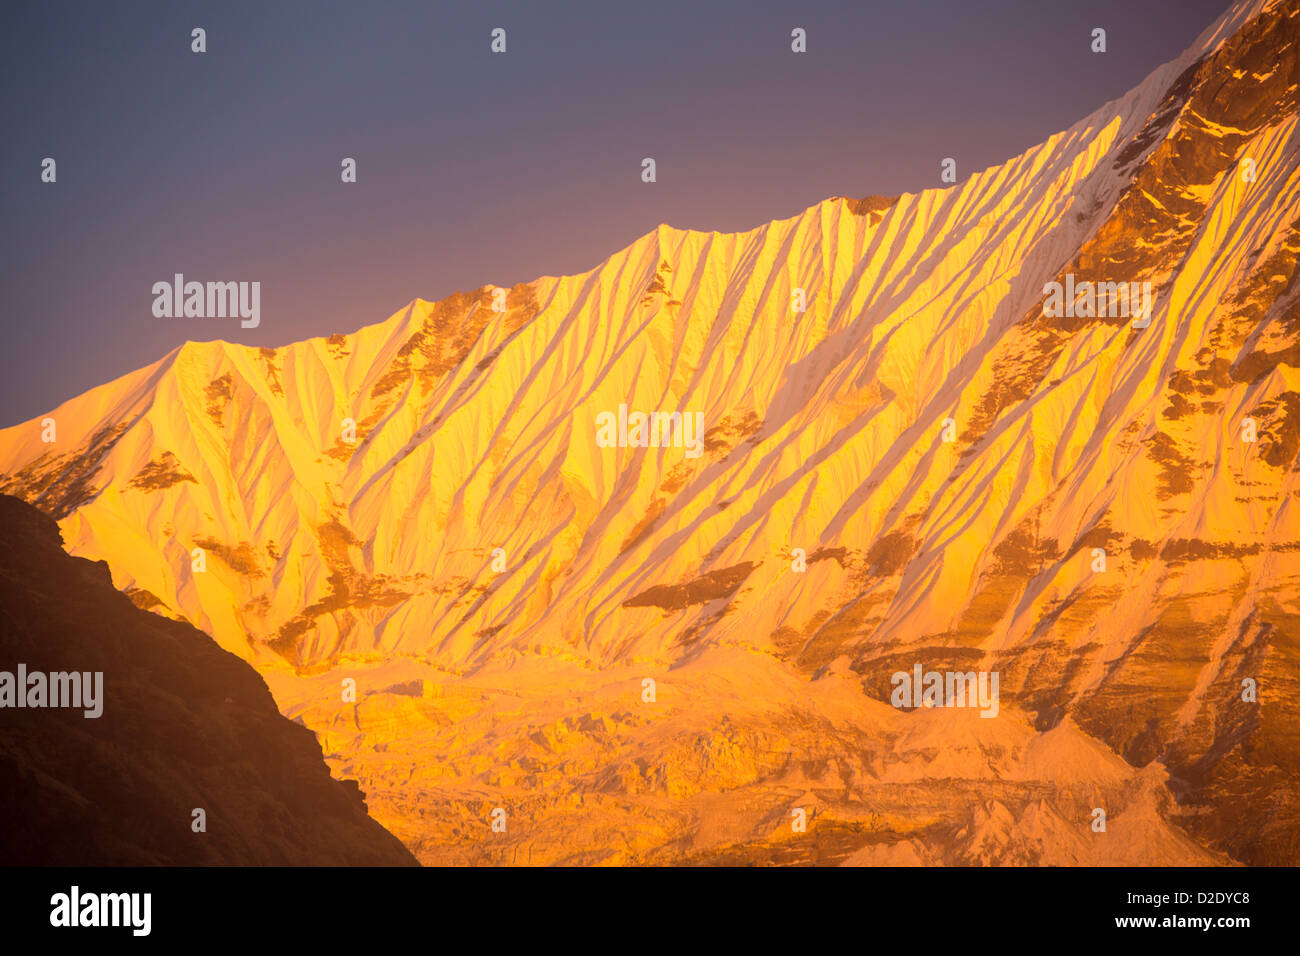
[3,0,1298,864]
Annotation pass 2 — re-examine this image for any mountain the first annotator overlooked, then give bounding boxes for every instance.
[2,0,1298,865]
[0,494,417,865]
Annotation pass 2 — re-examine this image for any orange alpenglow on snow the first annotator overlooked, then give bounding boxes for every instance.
[2,0,1298,865]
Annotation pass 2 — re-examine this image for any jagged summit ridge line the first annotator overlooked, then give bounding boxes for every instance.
[0,0,1291,670]
[1,0,1298,865]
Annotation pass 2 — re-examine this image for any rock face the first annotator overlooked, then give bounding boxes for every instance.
[1,0,1298,866]
[0,495,417,866]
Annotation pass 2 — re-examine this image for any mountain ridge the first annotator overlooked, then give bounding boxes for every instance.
[0,494,418,865]
[2,0,1298,864]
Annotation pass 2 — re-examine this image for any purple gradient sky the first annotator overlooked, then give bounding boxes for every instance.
[1,0,1228,426]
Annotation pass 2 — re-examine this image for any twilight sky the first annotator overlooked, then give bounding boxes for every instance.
[1,0,1228,426]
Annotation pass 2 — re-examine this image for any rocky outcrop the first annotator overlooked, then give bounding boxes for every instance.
[0,495,417,866]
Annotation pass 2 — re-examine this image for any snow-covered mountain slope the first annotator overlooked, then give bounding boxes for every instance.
[3,0,1298,864]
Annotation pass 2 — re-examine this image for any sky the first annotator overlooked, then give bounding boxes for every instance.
[0,0,1230,426]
